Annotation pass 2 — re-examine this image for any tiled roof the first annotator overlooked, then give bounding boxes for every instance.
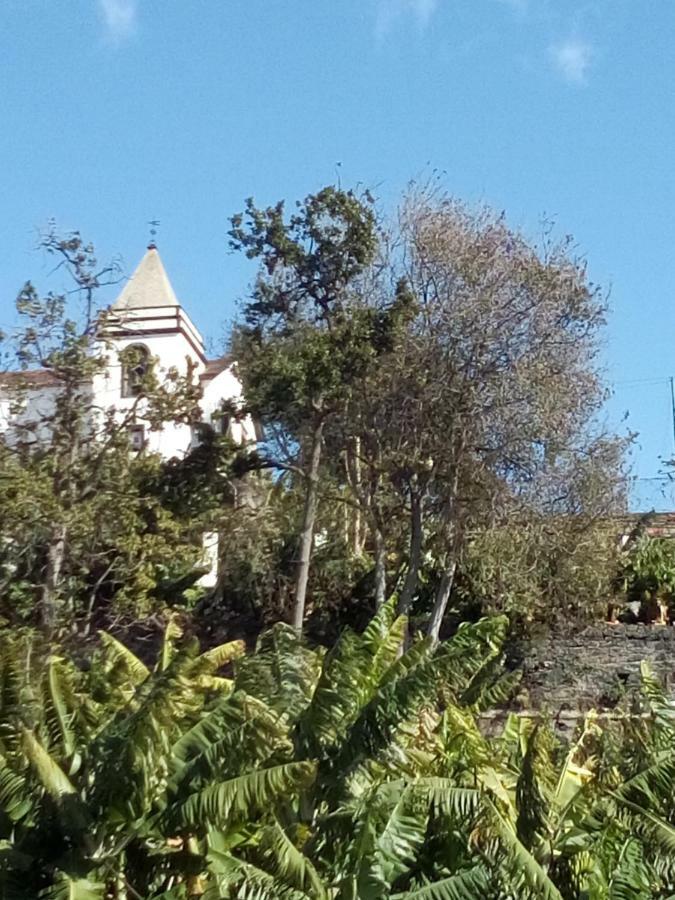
[0,369,61,387]
[0,357,233,390]
[616,511,675,540]
[200,357,232,383]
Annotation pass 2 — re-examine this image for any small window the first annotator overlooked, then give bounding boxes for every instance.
[218,413,232,437]
[121,345,151,397]
[191,423,210,447]
[129,424,145,452]
[211,409,232,437]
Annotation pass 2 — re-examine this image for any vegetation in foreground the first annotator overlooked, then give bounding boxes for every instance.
[0,602,674,899]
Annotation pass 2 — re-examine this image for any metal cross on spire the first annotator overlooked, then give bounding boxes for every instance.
[147,220,160,249]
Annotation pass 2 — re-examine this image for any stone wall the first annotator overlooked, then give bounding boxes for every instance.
[520,623,675,712]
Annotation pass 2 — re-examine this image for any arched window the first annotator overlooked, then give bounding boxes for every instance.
[213,410,232,437]
[121,344,151,398]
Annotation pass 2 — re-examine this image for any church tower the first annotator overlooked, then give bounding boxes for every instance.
[95,243,253,457]
[106,242,207,375]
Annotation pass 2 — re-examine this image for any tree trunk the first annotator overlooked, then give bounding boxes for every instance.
[40,523,66,636]
[397,489,423,616]
[373,524,387,607]
[352,437,363,555]
[427,460,462,644]
[292,418,324,632]
[427,557,457,644]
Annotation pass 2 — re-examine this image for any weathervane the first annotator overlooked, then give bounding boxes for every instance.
[147,219,160,249]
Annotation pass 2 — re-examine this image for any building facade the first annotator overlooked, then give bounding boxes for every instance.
[0,243,256,455]
[0,244,256,585]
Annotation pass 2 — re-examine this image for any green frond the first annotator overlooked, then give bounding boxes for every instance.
[370,615,408,675]
[391,866,490,899]
[607,838,653,900]
[415,779,480,821]
[205,847,312,900]
[295,630,366,757]
[0,760,32,822]
[487,800,564,900]
[515,725,556,851]
[356,786,429,896]
[639,660,669,712]
[328,639,457,776]
[638,662,675,747]
[460,661,521,713]
[175,760,317,830]
[378,637,433,690]
[90,640,204,819]
[550,715,599,828]
[98,631,150,685]
[437,704,492,768]
[169,691,292,796]
[193,674,235,693]
[43,656,77,758]
[434,617,508,701]
[199,640,246,671]
[612,793,675,854]
[159,616,184,672]
[499,711,532,761]
[37,874,104,900]
[0,633,38,749]
[258,818,328,899]
[457,615,508,651]
[22,728,76,799]
[297,610,408,758]
[235,624,322,722]
[614,752,675,810]
[361,597,399,647]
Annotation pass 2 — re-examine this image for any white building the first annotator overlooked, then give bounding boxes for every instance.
[1,242,256,454]
[0,243,257,585]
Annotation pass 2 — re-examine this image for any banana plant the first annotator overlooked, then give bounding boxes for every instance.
[0,609,673,899]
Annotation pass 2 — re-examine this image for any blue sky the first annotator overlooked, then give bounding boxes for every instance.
[1,0,673,509]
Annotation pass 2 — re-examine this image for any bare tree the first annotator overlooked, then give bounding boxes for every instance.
[334,186,628,641]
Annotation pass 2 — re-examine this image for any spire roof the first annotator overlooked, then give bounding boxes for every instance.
[111,245,180,311]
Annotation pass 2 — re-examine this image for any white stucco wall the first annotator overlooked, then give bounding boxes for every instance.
[201,367,257,446]
[92,320,208,459]
[0,381,95,447]
[1,323,251,464]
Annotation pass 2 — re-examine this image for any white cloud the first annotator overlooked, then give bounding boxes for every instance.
[99,0,137,41]
[550,38,593,84]
[375,0,440,40]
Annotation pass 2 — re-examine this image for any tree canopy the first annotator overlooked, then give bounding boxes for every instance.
[229,183,628,638]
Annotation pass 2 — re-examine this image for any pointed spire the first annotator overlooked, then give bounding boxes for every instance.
[112,246,180,311]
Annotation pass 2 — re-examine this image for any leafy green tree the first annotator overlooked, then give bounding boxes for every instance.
[0,230,207,637]
[619,535,675,622]
[229,187,407,631]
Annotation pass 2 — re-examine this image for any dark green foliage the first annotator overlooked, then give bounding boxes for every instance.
[619,536,675,621]
[230,186,413,631]
[0,607,673,897]
[0,230,221,637]
[229,187,384,427]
